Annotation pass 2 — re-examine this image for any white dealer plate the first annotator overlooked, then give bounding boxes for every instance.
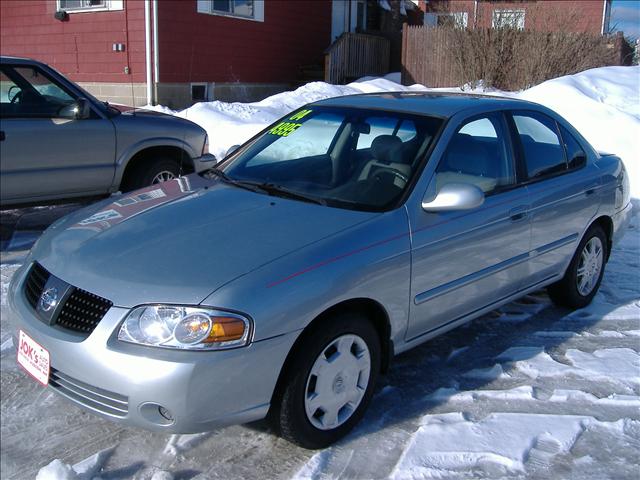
[17,330,50,386]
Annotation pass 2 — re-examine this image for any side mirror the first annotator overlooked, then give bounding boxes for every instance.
[422,182,485,212]
[74,97,91,120]
[226,145,241,158]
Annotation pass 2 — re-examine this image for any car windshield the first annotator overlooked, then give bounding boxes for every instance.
[215,106,443,211]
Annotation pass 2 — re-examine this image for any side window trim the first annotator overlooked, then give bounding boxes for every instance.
[507,109,570,185]
[556,122,587,171]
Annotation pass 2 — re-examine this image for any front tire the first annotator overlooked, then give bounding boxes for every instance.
[124,157,180,191]
[548,225,607,309]
[272,313,381,449]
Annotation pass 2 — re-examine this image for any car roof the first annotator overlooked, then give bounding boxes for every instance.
[0,56,43,66]
[311,92,542,118]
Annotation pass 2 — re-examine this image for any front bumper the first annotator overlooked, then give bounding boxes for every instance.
[8,264,297,433]
[192,153,218,173]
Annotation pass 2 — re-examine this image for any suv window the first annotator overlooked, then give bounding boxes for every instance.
[435,113,515,194]
[512,111,567,179]
[558,124,587,169]
[0,65,76,119]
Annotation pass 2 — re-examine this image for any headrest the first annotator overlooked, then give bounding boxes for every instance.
[371,135,403,164]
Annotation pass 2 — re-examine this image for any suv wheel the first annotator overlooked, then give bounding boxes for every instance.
[125,157,180,191]
[272,313,380,449]
[548,225,607,309]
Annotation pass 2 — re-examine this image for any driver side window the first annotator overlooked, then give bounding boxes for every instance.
[435,113,515,194]
[0,65,75,119]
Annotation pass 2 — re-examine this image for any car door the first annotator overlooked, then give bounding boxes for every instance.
[508,110,601,287]
[406,112,531,341]
[0,63,115,203]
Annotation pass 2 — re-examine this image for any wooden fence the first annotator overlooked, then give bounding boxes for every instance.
[401,25,626,90]
[401,25,460,88]
[325,33,390,84]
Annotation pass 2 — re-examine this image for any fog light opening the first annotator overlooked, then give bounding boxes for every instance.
[158,406,174,422]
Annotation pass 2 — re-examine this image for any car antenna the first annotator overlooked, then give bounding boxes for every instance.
[124,3,135,117]
[180,42,197,177]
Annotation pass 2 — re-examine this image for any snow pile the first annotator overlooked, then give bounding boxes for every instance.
[390,413,627,478]
[148,67,640,197]
[35,447,114,480]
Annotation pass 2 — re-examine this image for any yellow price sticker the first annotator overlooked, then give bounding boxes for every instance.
[289,109,313,121]
[269,122,302,137]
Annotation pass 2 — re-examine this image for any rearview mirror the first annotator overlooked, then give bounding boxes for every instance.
[226,145,241,158]
[422,182,485,212]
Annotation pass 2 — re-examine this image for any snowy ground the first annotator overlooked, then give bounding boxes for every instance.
[1,68,639,479]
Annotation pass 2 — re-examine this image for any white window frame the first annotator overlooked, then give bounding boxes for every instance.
[197,0,265,22]
[424,12,468,29]
[492,9,525,30]
[57,0,123,13]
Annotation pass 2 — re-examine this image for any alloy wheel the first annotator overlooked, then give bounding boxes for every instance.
[576,236,604,296]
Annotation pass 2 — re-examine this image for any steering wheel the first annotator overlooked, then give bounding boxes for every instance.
[8,86,22,103]
[373,167,409,185]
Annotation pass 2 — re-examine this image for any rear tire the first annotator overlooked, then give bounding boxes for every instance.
[123,157,180,191]
[547,225,607,309]
[272,313,381,449]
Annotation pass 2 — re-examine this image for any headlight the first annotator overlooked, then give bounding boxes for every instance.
[118,305,251,350]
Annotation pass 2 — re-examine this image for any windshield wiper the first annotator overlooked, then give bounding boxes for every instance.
[205,170,326,205]
[241,182,327,205]
[206,168,270,194]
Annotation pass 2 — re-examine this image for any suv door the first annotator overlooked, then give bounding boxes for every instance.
[406,112,531,340]
[508,110,601,287]
[0,63,115,204]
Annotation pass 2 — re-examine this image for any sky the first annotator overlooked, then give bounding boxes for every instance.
[611,0,640,39]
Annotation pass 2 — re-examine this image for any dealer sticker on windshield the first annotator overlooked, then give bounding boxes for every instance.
[17,330,50,386]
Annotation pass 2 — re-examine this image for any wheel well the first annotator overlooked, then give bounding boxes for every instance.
[268,298,393,419]
[591,215,613,261]
[120,146,193,191]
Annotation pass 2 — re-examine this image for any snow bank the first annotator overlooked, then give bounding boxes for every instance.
[148,66,639,197]
[390,413,626,478]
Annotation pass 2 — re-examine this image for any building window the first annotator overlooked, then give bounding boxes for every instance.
[57,0,123,13]
[492,9,525,30]
[425,12,468,29]
[197,0,265,22]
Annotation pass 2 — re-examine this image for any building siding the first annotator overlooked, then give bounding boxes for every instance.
[0,0,146,83]
[1,0,332,105]
[156,0,332,84]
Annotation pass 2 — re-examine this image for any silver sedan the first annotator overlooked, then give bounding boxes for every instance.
[9,93,631,448]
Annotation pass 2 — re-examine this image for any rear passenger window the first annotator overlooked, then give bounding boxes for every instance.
[513,112,567,179]
[436,114,515,194]
[559,124,586,169]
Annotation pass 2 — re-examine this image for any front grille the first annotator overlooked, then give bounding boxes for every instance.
[56,288,113,334]
[23,262,112,335]
[24,263,50,309]
[49,368,129,418]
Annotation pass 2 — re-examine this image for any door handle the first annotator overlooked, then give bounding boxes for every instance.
[509,206,529,222]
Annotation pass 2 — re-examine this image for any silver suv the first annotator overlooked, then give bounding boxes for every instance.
[0,56,216,207]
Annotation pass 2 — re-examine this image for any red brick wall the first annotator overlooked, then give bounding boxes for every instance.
[157,0,332,83]
[0,0,146,83]
[421,0,606,34]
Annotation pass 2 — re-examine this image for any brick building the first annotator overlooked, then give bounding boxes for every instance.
[420,0,611,34]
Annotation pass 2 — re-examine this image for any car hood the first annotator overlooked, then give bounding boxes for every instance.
[32,175,374,307]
